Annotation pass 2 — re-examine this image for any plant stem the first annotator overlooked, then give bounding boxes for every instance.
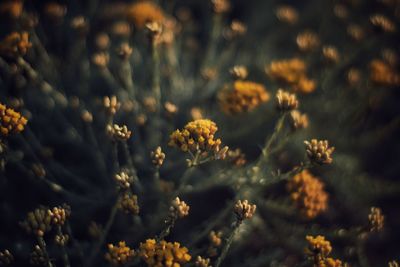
[214,221,241,267]
[157,216,177,241]
[57,226,71,267]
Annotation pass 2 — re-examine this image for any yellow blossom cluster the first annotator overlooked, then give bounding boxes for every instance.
[368,206,384,232]
[369,59,400,87]
[0,103,28,137]
[0,32,31,58]
[169,119,223,156]
[105,241,135,266]
[306,236,344,267]
[218,80,270,115]
[287,170,328,219]
[126,1,165,29]
[265,58,316,93]
[138,239,191,267]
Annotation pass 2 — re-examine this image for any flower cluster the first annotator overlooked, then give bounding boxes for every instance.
[105,241,135,266]
[0,32,31,57]
[305,235,344,267]
[265,58,316,93]
[296,30,320,52]
[276,89,299,111]
[287,170,328,219]
[0,103,28,137]
[106,124,132,141]
[126,1,165,29]
[304,139,335,165]
[169,119,228,163]
[290,110,309,130]
[195,256,211,267]
[368,206,384,232]
[0,249,13,266]
[218,80,270,114]
[118,192,140,215]
[138,239,191,267]
[370,14,396,32]
[151,146,165,168]
[114,171,134,190]
[169,197,190,218]
[30,245,46,266]
[369,59,400,87]
[234,199,256,222]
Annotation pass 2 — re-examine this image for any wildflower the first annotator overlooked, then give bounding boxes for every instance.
[276,89,299,111]
[0,103,28,136]
[30,245,46,266]
[126,1,164,29]
[150,146,165,168]
[347,24,365,41]
[305,235,332,258]
[118,192,140,215]
[117,43,133,60]
[275,5,298,24]
[287,170,328,219]
[296,30,320,52]
[224,20,247,39]
[54,233,69,246]
[218,80,270,115]
[212,0,230,14]
[169,119,228,164]
[170,197,190,218]
[195,256,211,267]
[49,205,70,226]
[146,21,163,43]
[368,207,384,232]
[229,65,248,80]
[106,124,132,141]
[0,0,23,18]
[370,14,396,32]
[290,110,309,130]
[105,241,135,266]
[114,171,133,190]
[265,58,316,94]
[322,46,340,64]
[92,52,109,68]
[103,96,120,116]
[138,239,191,267]
[0,249,13,265]
[0,32,31,58]
[304,139,335,165]
[20,207,53,237]
[164,102,178,117]
[209,231,223,247]
[369,59,400,87]
[234,199,256,222]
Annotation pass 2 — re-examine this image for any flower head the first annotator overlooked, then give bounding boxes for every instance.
[0,103,28,136]
[139,239,191,267]
[290,110,309,130]
[305,235,332,258]
[107,124,132,141]
[369,59,400,87]
[287,170,328,219]
[195,256,211,267]
[0,32,31,57]
[169,119,227,164]
[170,197,190,218]
[296,30,320,52]
[0,249,14,266]
[126,1,164,29]
[150,146,165,168]
[234,199,256,222]
[276,89,299,111]
[114,171,134,190]
[304,139,335,165]
[118,193,140,215]
[105,241,135,266]
[20,207,53,237]
[218,80,270,114]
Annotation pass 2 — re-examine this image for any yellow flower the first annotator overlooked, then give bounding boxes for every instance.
[265,58,316,94]
[305,235,332,258]
[126,1,165,29]
[218,80,270,115]
[105,241,135,266]
[139,239,191,267]
[0,103,28,137]
[0,32,31,58]
[287,170,328,219]
[169,119,227,164]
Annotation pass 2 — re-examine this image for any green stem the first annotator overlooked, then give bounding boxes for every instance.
[157,216,177,241]
[214,221,241,267]
[151,40,161,112]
